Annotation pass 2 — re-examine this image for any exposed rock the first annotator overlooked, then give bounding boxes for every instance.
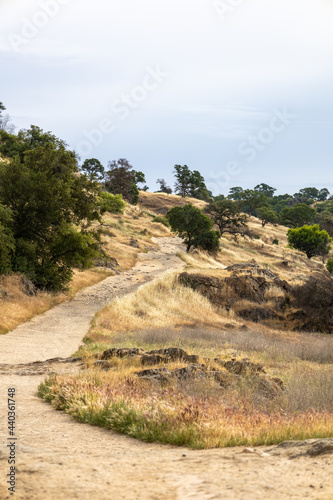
[216,358,265,375]
[93,256,119,269]
[179,261,290,310]
[178,260,333,333]
[99,347,200,366]
[267,439,333,458]
[224,323,236,329]
[256,376,283,398]
[20,276,37,296]
[129,238,140,248]
[98,345,283,397]
[235,306,280,322]
[0,287,8,300]
[101,348,144,360]
[290,272,333,333]
[141,354,167,366]
[174,363,207,380]
[136,367,172,382]
[130,350,283,397]
[135,364,231,386]
[147,347,199,364]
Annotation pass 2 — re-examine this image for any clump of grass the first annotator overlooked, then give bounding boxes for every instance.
[90,273,230,338]
[152,216,169,227]
[39,369,333,449]
[177,250,226,270]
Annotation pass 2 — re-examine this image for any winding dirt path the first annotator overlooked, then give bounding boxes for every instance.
[0,237,332,500]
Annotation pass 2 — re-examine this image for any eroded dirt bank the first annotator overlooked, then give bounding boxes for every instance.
[0,237,332,500]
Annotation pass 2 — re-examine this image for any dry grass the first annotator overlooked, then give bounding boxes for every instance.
[0,201,171,335]
[70,269,114,294]
[86,272,236,346]
[99,205,170,270]
[56,253,333,449]
[177,250,226,270]
[0,269,115,335]
[39,362,333,449]
[0,274,68,334]
[5,191,332,447]
[138,191,206,215]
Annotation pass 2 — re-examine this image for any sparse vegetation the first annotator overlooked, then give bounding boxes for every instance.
[39,317,333,449]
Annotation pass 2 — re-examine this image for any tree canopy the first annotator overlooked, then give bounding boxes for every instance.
[257,207,278,227]
[204,199,248,236]
[156,178,172,194]
[254,183,276,198]
[81,158,105,181]
[166,204,219,253]
[287,225,332,259]
[279,203,316,228]
[173,165,211,201]
[105,158,140,205]
[0,125,102,290]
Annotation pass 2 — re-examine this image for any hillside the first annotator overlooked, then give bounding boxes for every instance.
[1,191,330,335]
[1,190,333,499]
[138,190,206,213]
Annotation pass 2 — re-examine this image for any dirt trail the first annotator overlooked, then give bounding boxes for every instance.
[0,237,332,500]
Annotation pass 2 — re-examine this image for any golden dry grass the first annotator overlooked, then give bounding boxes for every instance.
[0,274,68,334]
[89,272,236,341]
[39,361,333,449]
[0,269,115,335]
[177,250,226,270]
[138,190,206,214]
[99,204,170,270]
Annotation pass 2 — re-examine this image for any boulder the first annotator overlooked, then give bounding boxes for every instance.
[179,261,290,310]
[216,358,265,375]
[20,276,37,296]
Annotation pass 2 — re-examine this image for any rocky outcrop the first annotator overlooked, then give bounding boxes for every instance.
[96,346,284,399]
[267,439,333,458]
[179,260,290,310]
[179,260,333,333]
[135,363,232,387]
[215,357,265,375]
[99,347,199,365]
[20,276,37,296]
[290,271,333,332]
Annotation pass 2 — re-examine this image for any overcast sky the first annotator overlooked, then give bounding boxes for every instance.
[1,0,333,195]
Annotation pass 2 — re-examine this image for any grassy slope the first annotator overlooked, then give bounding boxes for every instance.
[0,198,170,334]
[39,192,333,448]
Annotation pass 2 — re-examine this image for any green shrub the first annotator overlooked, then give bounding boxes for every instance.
[287,225,332,259]
[272,238,279,245]
[99,192,125,214]
[152,216,169,227]
[192,230,220,253]
[326,258,333,274]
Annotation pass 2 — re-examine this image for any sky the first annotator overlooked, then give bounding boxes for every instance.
[1,0,333,196]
